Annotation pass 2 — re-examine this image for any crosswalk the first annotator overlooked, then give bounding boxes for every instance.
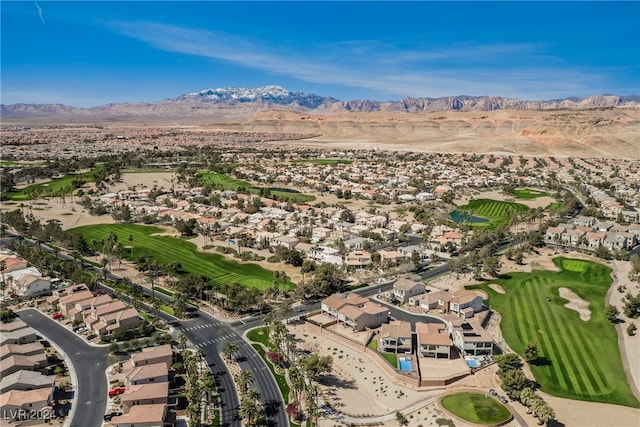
[181,323,219,332]
[192,334,235,348]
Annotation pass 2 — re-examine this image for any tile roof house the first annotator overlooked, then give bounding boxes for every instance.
[0,354,47,377]
[377,321,413,354]
[92,307,142,336]
[321,293,388,331]
[0,257,28,274]
[12,275,51,297]
[59,290,95,315]
[386,278,426,303]
[408,290,451,311]
[338,302,388,332]
[344,251,371,268]
[451,321,494,356]
[125,362,169,386]
[120,382,169,414]
[0,370,55,394]
[416,322,454,359]
[128,345,174,370]
[0,387,52,414]
[0,319,29,334]
[0,327,38,347]
[0,342,45,362]
[448,291,484,318]
[111,403,174,427]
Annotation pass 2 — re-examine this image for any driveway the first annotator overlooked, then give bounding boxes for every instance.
[17,308,109,427]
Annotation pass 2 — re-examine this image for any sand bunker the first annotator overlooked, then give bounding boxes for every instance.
[472,289,489,299]
[559,287,591,321]
[489,284,506,294]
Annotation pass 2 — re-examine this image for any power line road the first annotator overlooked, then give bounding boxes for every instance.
[17,308,109,427]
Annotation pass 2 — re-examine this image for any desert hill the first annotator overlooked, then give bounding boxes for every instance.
[2,86,639,158]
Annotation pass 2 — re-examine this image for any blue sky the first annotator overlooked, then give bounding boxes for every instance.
[2,1,639,107]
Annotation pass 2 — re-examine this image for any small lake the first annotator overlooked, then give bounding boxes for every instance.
[450,210,490,223]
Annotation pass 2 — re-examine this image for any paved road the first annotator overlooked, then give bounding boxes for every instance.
[176,315,288,427]
[17,308,109,427]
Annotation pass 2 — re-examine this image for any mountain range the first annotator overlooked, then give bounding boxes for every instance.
[2,85,639,119]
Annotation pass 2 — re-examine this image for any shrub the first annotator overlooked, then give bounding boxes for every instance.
[627,323,637,336]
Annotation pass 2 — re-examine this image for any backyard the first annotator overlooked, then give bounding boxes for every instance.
[468,257,640,408]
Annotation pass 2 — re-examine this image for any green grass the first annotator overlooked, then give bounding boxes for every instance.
[67,224,287,291]
[251,343,290,399]
[198,172,315,203]
[367,339,398,367]
[546,202,564,211]
[155,286,174,297]
[247,327,270,347]
[160,305,175,315]
[468,257,640,408]
[441,393,511,424]
[198,172,252,190]
[453,198,529,229]
[513,188,550,199]
[4,167,102,201]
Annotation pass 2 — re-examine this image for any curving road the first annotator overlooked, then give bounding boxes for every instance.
[17,308,109,427]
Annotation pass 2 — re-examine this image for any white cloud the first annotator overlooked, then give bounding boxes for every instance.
[110,20,611,100]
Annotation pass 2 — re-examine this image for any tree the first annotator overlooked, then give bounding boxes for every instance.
[222,342,238,361]
[524,341,539,362]
[238,369,254,396]
[305,383,319,425]
[497,353,523,373]
[411,250,422,268]
[303,354,333,382]
[605,304,619,322]
[239,389,263,426]
[177,332,187,350]
[627,322,637,336]
[500,368,530,399]
[395,411,409,426]
[623,292,640,318]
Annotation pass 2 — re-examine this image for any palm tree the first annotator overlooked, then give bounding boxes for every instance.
[305,383,319,426]
[128,234,134,258]
[237,369,254,396]
[177,332,187,350]
[222,342,238,361]
[239,389,263,426]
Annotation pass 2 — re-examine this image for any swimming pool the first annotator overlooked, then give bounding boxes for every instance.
[465,356,481,368]
[398,356,412,371]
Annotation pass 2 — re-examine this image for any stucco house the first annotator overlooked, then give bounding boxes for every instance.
[386,278,426,303]
[111,403,174,427]
[451,321,493,356]
[12,275,51,297]
[416,322,454,359]
[377,321,412,354]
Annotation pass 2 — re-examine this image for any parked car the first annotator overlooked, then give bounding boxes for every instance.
[108,387,126,397]
[86,334,97,341]
[52,313,64,320]
[77,327,87,333]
